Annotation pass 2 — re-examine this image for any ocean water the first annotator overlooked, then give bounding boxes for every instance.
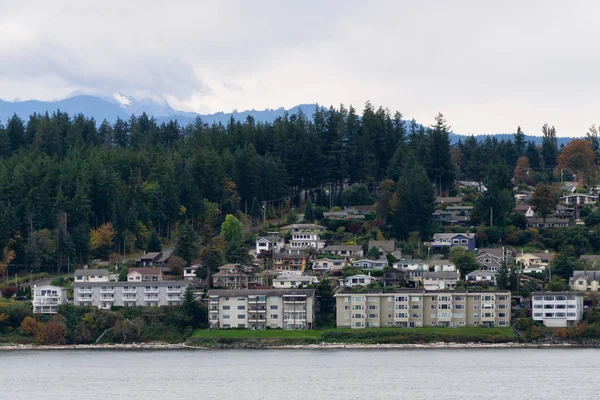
[0,348,597,399]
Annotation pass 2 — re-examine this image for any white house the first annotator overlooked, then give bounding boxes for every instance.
[422,271,460,290]
[183,264,200,280]
[531,292,584,327]
[279,224,326,250]
[33,285,68,314]
[570,271,600,291]
[393,259,430,277]
[342,274,378,288]
[515,252,556,273]
[273,275,319,289]
[560,194,598,206]
[127,267,164,282]
[352,258,388,270]
[312,258,346,272]
[466,269,496,285]
[74,268,110,283]
[255,233,285,255]
[428,260,457,272]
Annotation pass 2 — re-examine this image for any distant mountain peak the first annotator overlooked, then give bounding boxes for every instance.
[112,93,132,108]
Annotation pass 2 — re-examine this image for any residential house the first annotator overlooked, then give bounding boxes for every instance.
[476,248,513,273]
[322,211,365,221]
[446,206,473,217]
[73,281,189,309]
[352,258,388,270]
[207,289,316,330]
[382,269,407,288]
[525,218,569,229]
[255,233,285,255]
[127,267,164,282]
[570,271,600,291]
[346,205,376,215]
[554,205,575,220]
[321,245,364,260]
[531,292,584,327]
[135,250,172,268]
[33,285,68,314]
[516,252,556,273]
[312,258,346,272]
[434,196,463,205]
[335,290,511,328]
[393,259,430,277]
[430,233,476,252]
[560,194,598,206]
[273,252,308,273]
[466,269,496,285]
[428,260,457,272]
[183,265,200,280]
[368,240,401,259]
[212,264,264,289]
[422,271,460,290]
[513,205,535,218]
[432,209,453,225]
[74,268,111,283]
[342,274,378,288]
[273,275,319,289]
[579,255,600,269]
[280,223,326,250]
[456,181,487,192]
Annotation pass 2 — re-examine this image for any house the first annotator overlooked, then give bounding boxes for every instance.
[466,269,496,285]
[342,274,378,288]
[255,233,285,255]
[345,205,376,215]
[211,264,264,289]
[273,275,319,289]
[321,245,364,260]
[422,271,460,290]
[531,292,584,327]
[525,218,569,229]
[135,250,172,268]
[33,285,68,314]
[430,233,476,252]
[434,196,463,205]
[446,206,473,216]
[368,240,400,259]
[280,224,326,250]
[127,267,164,282]
[335,290,511,328]
[554,205,575,220]
[580,255,600,268]
[73,281,189,309]
[74,268,111,283]
[560,194,598,206]
[183,264,200,280]
[382,269,407,288]
[513,205,535,218]
[476,247,513,272]
[312,258,346,272]
[352,258,388,270]
[456,181,487,192]
[393,259,429,278]
[323,211,349,220]
[428,260,457,272]
[273,252,308,273]
[207,289,316,330]
[432,209,453,225]
[516,252,556,273]
[570,271,600,291]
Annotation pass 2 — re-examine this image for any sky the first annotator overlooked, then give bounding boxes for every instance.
[1,0,599,136]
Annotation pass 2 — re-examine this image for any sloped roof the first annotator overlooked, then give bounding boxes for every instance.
[368,240,396,252]
[74,269,110,276]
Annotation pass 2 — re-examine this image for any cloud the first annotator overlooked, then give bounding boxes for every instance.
[1,0,600,135]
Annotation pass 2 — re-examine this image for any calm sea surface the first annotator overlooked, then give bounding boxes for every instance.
[0,348,598,399]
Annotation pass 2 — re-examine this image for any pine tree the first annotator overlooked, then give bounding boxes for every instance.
[514,126,526,157]
[146,230,162,252]
[174,221,199,263]
[427,113,454,196]
[541,123,558,170]
[303,199,315,222]
[112,117,129,147]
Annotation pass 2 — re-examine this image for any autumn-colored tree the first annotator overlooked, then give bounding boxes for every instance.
[89,223,117,259]
[531,183,559,222]
[557,139,597,184]
[1,286,17,299]
[554,328,567,340]
[42,315,67,345]
[0,313,9,333]
[0,242,16,280]
[513,156,531,184]
[166,255,187,276]
[18,316,42,336]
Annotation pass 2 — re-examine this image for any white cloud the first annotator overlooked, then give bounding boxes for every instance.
[0,0,599,135]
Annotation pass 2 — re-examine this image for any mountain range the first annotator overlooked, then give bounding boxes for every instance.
[0,94,578,146]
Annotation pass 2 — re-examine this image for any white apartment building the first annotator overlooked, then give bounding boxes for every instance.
[207,289,316,330]
[335,290,511,328]
[531,291,584,327]
[73,281,189,309]
[33,285,68,314]
[273,275,319,289]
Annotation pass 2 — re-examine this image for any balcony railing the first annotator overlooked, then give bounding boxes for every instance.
[100,288,115,294]
[167,295,181,301]
[100,296,115,301]
[144,296,159,301]
[123,288,137,294]
[123,296,137,301]
[144,288,159,293]
[167,288,181,293]
[78,289,93,294]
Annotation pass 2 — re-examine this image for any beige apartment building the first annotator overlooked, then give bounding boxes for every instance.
[335,290,511,328]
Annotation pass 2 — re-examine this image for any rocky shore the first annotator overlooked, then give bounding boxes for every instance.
[1,341,596,351]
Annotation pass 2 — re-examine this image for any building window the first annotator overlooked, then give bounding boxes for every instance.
[238,305,245,310]
[223,315,230,319]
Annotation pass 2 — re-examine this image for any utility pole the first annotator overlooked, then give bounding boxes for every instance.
[489,207,493,227]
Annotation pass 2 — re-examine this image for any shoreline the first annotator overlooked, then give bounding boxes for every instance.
[0,341,597,351]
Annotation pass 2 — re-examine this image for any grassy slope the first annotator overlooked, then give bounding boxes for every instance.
[191,327,517,339]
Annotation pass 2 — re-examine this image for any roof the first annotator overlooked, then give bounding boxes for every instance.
[368,240,396,252]
[446,206,473,211]
[518,252,556,259]
[433,233,475,239]
[531,291,584,296]
[34,285,67,291]
[212,270,249,277]
[74,269,110,276]
[207,289,316,297]
[273,275,318,282]
[137,252,161,261]
[323,212,348,217]
[257,234,281,242]
[73,281,189,287]
[279,223,326,230]
[513,204,532,211]
[580,255,600,262]
[351,205,376,212]
[323,245,363,252]
[423,271,459,279]
[218,263,242,270]
[466,269,495,277]
[434,196,463,204]
[477,248,505,258]
[156,250,172,263]
[334,289,510,296]
[128,267,163,276]
[345,274,377,280]
[571,270,600,282]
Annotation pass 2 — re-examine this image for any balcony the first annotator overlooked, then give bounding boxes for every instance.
[144,296,159,302]
[122,288,137,294]
[167,287,181,294]
[210,306,219,313]
[123,295,137,301]
[100,288,115,294]
[248,316,266,322]
[249,307,267,313]
[78,288,93,294]
[248,297,266,303]
[78,296,93,301]
[144,288,159,293]
[167,295,181,301]
[100,296,115,301]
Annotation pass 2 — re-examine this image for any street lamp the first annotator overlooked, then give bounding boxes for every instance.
[30,270,33,288]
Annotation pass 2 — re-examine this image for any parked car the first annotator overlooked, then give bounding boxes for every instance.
[14,296,28,301]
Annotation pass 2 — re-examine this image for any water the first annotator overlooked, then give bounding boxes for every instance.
[0,348,598,399]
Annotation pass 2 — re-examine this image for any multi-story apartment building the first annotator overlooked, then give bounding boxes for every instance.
[280,224,326,250]
[207,289,316,330]
[531,291,584,327]
[73,281,189,309]
[335,290,511,328]
[33,285,68,314]
[273,252,307,273]
[211,264,264,289]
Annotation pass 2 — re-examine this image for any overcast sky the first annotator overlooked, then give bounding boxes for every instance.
[1,0,598,136]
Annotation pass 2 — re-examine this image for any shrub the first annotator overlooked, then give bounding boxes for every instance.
[1,286,17,299]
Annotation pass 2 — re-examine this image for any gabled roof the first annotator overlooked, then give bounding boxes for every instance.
[434,196,463,204]
[518,252,556,259]
[571,270,600,282]
[74,269,110,276]
[466,269,495,278]
[423,271,459,279]
[137,252,161,261]
[368,240,396,252]
[432,233,475,239]
[128,267,163,276]
[322,244,362,252]
[581,255,600,262]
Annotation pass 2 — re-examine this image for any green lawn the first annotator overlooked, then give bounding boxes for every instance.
[191,326,517,339]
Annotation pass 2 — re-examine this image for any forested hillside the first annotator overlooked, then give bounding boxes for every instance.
[0,102,596,275]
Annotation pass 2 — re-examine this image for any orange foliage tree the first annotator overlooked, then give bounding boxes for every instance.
[513,156,531,184]
[89,223,117,259]
[557,139,596,184]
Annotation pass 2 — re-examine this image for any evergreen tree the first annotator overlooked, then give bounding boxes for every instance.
[541,123,558,170]
[514,126,526,157]
[426,113,454,196]
[112,117,129,147]
[303,199,315,222]
[174,221,199,263]
[525,141,543,170]
[146,230,162,252]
